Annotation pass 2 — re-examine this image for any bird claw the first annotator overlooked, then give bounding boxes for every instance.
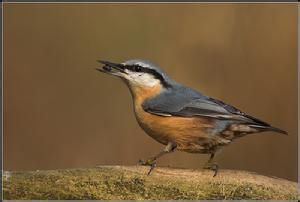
[148,162,156,175]
[203,163,219,177]
[138,158,154,166]
[138,158,157,175]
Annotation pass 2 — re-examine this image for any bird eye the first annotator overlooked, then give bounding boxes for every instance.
[134,65,142,72]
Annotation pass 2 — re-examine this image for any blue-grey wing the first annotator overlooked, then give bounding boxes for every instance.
[142,86,270,127]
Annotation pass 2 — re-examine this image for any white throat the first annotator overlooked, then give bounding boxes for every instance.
[123,70,160,87]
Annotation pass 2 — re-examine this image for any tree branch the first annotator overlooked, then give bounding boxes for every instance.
[3,166,298,200]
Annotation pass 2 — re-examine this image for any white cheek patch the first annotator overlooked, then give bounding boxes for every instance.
[123,70,160,87]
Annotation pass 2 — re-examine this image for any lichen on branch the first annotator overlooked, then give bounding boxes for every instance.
[3,166,298,200]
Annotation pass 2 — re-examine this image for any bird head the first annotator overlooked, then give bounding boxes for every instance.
[97,59,171,90]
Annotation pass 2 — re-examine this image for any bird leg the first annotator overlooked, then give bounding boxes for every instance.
[139,142,176,175]
[203,153,219,177]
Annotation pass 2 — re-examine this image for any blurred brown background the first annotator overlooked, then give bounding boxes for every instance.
[3,4,297,181]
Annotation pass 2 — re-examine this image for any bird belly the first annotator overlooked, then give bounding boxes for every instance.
[135,107,229,153]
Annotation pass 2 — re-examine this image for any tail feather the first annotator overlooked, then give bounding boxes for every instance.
[249,125,288,135]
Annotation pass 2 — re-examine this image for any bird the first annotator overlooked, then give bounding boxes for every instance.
[96,59,287,176]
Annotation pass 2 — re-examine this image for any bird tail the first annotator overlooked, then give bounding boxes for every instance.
[249,125,288,135]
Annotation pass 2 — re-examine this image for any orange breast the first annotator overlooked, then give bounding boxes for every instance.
[130,84,215,151]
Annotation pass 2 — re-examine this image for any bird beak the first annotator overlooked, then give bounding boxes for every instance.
[96,60,126,76]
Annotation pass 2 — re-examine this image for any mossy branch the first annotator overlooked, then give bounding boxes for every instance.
[3,166,298,200]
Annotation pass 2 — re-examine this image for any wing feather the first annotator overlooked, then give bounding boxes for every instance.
[142,86,270,127]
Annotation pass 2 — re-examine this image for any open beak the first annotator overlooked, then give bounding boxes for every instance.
[96,60,126,75]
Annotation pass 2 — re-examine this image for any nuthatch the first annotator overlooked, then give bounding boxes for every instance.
[96,59,287,176]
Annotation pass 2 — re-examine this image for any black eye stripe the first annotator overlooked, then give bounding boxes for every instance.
[136,66,141,72]
[125,64,171,88]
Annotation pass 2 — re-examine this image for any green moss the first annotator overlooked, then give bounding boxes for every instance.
[3,166,298,200]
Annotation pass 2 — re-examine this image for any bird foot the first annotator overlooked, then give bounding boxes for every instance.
[203,163,219,177]
[138,158,157,175]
